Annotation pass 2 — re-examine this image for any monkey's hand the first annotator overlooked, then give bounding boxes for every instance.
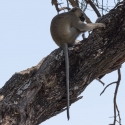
[96,23,106,28]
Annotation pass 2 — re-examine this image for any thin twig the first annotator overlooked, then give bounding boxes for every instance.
[95,4,110,13]
[100,82,116,96]
[101,69,121,125]
[116,104,122,125]
[96,78,105,86]
[114,1,123,9]
[67,0,69,11]
[83,2,87,11]
[85,0,101,17]
[113,68,121,125]
[102,0,103,15]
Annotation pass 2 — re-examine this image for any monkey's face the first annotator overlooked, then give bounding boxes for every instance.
[79,13,85,22]
[72,8,85,22]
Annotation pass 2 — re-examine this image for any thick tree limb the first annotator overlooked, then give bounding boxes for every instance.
[0,2,125,125]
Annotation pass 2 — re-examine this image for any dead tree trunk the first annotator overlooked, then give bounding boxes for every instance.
[0,2,125,125]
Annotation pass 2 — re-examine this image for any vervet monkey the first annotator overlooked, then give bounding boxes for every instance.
[50,7,105,120]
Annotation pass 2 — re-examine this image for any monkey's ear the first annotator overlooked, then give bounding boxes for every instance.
[71,7,78,12]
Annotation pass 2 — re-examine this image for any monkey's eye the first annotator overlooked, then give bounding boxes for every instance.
[79,14,85,22]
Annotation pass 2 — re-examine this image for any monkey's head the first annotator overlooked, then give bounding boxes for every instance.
[71,7,85,22]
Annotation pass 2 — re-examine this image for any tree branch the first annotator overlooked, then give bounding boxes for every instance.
[113,68,121,125]
[85,0,101,17]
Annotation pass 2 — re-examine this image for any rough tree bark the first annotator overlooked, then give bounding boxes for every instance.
[0,2,125,125]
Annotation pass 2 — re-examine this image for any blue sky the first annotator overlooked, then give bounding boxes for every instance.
[0,1,125,125]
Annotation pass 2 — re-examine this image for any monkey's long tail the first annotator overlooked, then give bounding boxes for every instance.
[62,43,70,120]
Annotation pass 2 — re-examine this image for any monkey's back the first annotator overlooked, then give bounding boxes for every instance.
[50,12,80,47]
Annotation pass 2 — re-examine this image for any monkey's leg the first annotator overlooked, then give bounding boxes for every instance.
[61,43,70,120]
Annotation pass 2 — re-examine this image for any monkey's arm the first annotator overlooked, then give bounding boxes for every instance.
[75,22,105,32]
